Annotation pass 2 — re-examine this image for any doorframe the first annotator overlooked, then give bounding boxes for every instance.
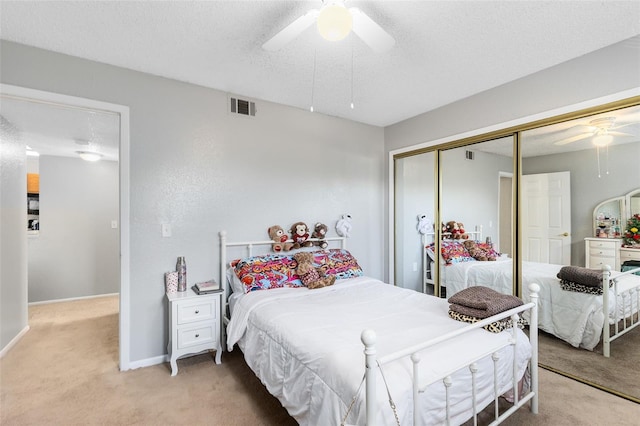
[0,83,131,371]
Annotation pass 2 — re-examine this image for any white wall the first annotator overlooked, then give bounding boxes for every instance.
[0,40,385,362]
[27,156,119,302]
[0,116,29,351]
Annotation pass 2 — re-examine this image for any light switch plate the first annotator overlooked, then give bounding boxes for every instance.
[111,220,118,229]
[162,223,172,238]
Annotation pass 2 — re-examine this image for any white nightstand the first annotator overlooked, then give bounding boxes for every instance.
[620,247,640,263]
[584,238,621,270]
[166,288,222,376]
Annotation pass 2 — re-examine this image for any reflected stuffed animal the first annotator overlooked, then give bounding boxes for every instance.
[463,240,496,261]
[293,252,335,290]
[417,214,432,235]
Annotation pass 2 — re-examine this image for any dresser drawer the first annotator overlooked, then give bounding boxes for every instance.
[588,240,617,250]
[177,299,217,325]
[588,248,616,258]
[620,249,640,262]
[588,256,616,268]
[177,324,216,349]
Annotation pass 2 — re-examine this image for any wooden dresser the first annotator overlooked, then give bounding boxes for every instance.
[584,238,621,271]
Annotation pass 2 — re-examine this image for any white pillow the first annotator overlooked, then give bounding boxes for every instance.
[226,266,244,295]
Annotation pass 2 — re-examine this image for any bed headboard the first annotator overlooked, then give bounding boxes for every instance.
[218,231,347,320]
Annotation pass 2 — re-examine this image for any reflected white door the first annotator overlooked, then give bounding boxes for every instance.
[522,171,571,264]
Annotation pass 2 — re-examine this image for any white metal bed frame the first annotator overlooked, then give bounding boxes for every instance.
[219,231,540,425]
[422,225,483,293]
[602,264,640,357]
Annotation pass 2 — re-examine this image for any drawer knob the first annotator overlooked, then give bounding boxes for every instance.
[195,310,199,314]
[195,334,200,338]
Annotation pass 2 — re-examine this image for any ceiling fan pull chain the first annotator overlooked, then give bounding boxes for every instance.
[606,145,610,176]
[596,146,601,178]
[310,48,317,113]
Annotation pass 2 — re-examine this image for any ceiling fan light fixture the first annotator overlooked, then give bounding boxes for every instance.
[76,151,103,162]
[317,4,352,41]
[592,132,613,147]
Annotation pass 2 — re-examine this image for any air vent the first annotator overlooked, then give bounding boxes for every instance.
[465,150,474,160]
[230,97,256,117]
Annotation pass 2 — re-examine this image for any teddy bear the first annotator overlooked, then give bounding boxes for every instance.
[311,222,329,249]
[456,222,469,240]
[268,225,293,252]
[290,222,314,249]
[293,252,336,290]
[463,240,496,261]
[445,221,459,239]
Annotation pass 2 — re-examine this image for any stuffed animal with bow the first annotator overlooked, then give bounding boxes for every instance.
[268,225,293,252]
[293,252,336,290]
[290,222,314,249]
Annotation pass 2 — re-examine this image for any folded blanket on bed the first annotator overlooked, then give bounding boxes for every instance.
[556,266,603,288]
[448,286,523,319]
[448,310,526,333]
[558,279,609,295]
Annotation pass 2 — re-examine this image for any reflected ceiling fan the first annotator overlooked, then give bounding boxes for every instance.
[262,0,395,54]
[553,116,637,147]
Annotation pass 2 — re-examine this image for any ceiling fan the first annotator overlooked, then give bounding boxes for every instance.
[553,116,637,147]
[262,0,395,54]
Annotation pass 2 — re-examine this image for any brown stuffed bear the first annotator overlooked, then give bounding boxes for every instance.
[268,225,293,252]
[290,222,314,249]
[445,221,460,239]
[456,222,469,240]
[463,240,496,261]
[311,222,329,249]
[293,252,336,289]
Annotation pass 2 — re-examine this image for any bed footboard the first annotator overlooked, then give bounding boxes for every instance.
[362,283,539,425]
[602,265,640,358]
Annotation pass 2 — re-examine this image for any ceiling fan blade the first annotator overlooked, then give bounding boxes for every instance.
[262,9,320,51]
[349,7,395,54]
[554,133,592,146]
[608,131,636,137]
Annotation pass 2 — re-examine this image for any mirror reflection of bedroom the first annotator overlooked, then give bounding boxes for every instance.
[394,101,640,402]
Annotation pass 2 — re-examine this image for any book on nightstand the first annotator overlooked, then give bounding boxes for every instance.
[192,279,221,295]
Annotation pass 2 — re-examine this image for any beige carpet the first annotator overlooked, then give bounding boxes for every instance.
[1,295,638,425]
[538,324,640,403]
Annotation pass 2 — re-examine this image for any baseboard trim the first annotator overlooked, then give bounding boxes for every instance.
[127,354,169,370]
[29,293,119,306]
[0,325,30,359]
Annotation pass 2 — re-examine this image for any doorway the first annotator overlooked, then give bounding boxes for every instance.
[0,84,131,370]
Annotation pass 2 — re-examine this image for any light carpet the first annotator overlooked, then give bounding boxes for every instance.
[1,295,638,425]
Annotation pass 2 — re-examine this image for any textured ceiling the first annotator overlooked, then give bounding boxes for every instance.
[2,0,640,128]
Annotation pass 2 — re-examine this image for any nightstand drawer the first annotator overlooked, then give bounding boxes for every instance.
[620,249,640,261]
[178,324,216,349]
[589,240,617,250]
[177,300,216,325]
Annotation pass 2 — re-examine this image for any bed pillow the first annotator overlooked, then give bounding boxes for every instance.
[226,264,245,295]
[426,241,475,265]
[233,254,303,293]
[312,249,364,279]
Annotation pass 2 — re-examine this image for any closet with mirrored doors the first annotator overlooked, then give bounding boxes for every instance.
[393,96,640,298]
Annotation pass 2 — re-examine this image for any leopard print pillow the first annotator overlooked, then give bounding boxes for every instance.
[448,309,527,333]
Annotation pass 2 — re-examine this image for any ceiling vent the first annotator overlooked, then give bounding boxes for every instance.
[465,150,474,160]
[230,97,256,117]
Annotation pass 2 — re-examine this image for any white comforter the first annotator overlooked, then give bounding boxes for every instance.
[227,276,531,426]
[444,260,640,350]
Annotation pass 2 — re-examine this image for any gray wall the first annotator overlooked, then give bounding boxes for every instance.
[523,142,640,266]
[384,36,640,279]
[0,40,385,362]
[27,156,119,302]
[0,116,29,351]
